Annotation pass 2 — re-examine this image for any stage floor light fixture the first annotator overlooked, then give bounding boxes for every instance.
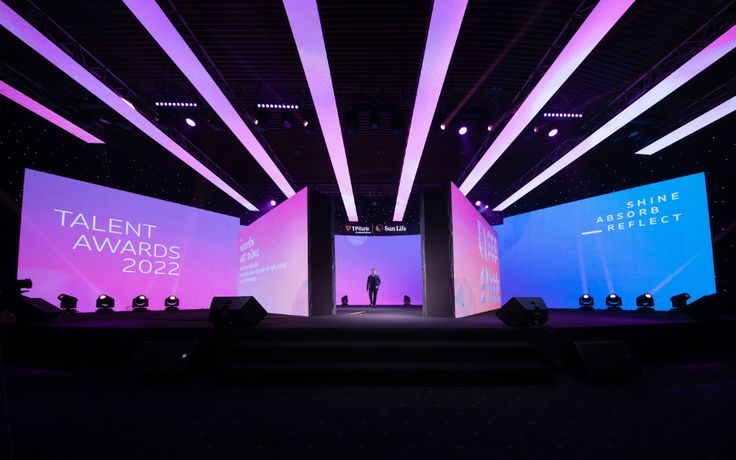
[132,295,149,312]
[96,294,114,312]
[636,293,655,311]
[164,295,180,311]
[57,294,78,313]
[579,294,594,310]
[341,295,349,307]
[403,295,411,306]
[605,293,622,310]
[670,292,691,309]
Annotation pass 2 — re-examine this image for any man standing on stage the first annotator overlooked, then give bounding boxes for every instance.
[366,267,381,307]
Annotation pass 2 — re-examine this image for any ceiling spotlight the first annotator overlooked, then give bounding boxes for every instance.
[57,294,78,313]
[533,126,539,133]
[578,293,594,310]
[548,128,558,137]
[636,292,655,311]
[96,294,114,313]
[458,126,468,135]
[486,124,493,132]
[439,123,446,131]
[670,292,690,309]
[270,199,277,206]
[605,293,622,310]
[303,120,309,127]
[132,294,149,312]
[475,200,481,206]
[185,118,196,127]
[164,295,180,311]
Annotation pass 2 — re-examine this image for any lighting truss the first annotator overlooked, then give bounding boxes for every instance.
[636,95,736,155]
[0,79,103,143]
[123,0,295,199]
[0,2,258,210]
[459,0,635,196]
[495,25,736,211]
[392,0,468,221]
[283,0,358,221]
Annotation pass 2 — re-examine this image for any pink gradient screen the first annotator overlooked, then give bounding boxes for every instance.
[17,169,240,311]
[450,183,502,317]
[335,235,423,305]
[236,188,309,316]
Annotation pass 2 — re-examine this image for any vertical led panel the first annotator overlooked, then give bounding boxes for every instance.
[283,0,358,221]
[459,0,635,195]
[123,0,295,199]
[636,95,736,155]
[0,2,258,210]
[392,0,467,221]
[0,79,104,143]
[495,25,736,211]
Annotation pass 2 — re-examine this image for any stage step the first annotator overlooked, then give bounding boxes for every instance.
[224,340,541,362]
[216,360,553,385]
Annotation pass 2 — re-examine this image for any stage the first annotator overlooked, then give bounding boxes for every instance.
[2,307,734,384]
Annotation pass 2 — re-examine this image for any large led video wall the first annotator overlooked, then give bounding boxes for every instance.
[18,169,240,312]
[450,183,502,317]
[494,173,716,309]
[335,235,423,306]
[236,189,310,316]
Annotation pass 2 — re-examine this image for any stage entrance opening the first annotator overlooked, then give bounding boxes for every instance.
[334,234,423,315]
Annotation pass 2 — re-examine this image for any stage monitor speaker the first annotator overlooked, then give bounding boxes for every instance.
[14,296,61,323]
[572,340,640,380]
[128,341,197,375]
[496,297,548,326]
[683,293,724,320]
[209,296,267,327]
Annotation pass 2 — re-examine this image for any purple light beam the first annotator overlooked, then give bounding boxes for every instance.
[0,79,104,144]
[636,95,736,155]
[495,25,736,211]
[392,0,467,221]
[283,0,358,221]
[123,0,295,199]
[0,2,258,211]
[459,0,635,196]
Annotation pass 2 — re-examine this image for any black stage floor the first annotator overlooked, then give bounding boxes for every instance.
[2,307,734,385]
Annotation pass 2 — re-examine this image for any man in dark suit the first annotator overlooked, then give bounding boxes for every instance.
[366,267,381,307]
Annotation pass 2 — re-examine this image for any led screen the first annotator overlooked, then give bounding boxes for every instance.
[335,235,423,306]
[494,173,715,309]
[17,169,240,311]
[450,183,502,318]
[236,188,309,316]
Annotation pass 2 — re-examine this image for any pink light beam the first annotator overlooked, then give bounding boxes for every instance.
[459,0,635,196]
[283,0,358,221]
[392,0,468,221]
[495,25,736,211]
[636,95,736,155]
[0,79,104,144]
[0,2,258,211]
[123,0,295,199]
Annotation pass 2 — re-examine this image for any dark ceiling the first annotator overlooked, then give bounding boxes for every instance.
[1,0,735,225]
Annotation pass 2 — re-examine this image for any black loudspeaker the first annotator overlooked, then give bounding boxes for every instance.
[209,296,267,327]
[13,296,61,323]
[496,297,548,326]
[683,293,724,320]
[572,340,640,380]
[128,341,197,375]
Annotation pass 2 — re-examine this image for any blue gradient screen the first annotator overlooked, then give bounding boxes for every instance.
[494,173,715,309]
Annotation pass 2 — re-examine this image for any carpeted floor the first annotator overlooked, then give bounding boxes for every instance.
[1,359,735,460]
